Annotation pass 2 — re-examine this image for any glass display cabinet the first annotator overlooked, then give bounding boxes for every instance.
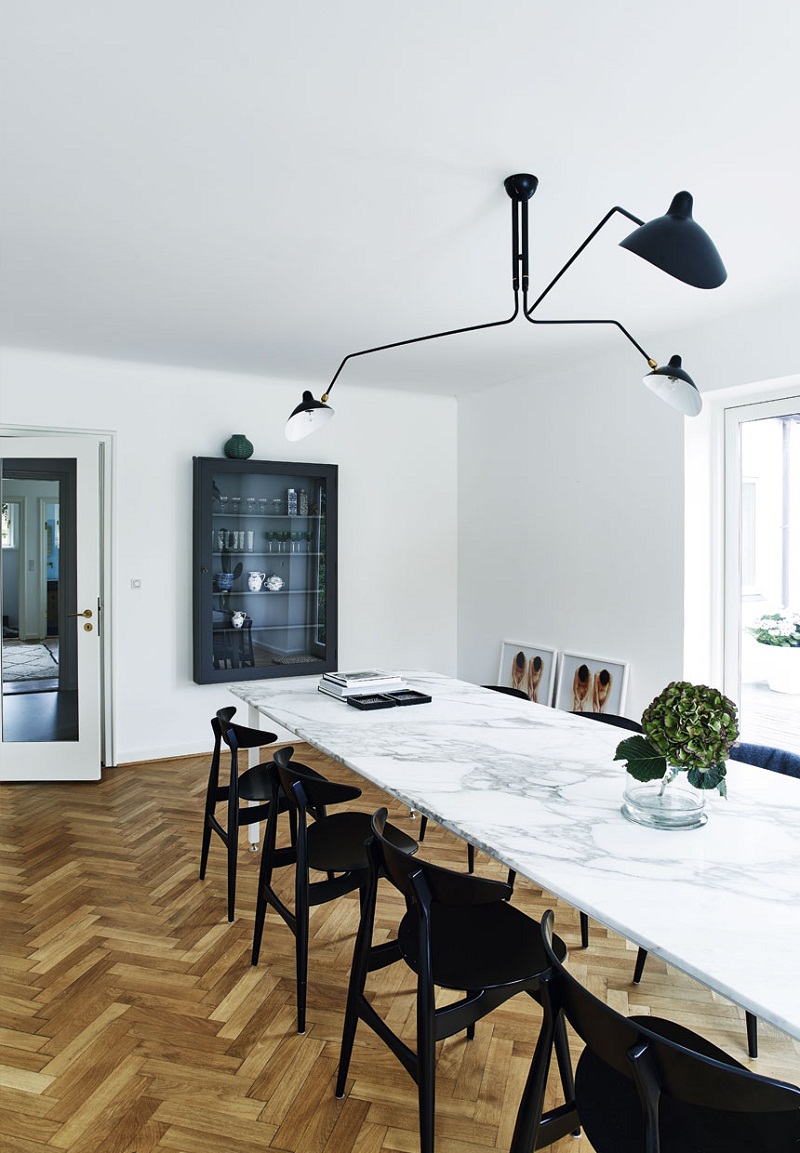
[193,457,338,684]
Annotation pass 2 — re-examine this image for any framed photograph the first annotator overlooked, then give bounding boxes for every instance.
[555,651,629,715]
[497,641,557,705]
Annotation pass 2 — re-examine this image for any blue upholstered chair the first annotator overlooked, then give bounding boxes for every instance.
[730,741,800,778]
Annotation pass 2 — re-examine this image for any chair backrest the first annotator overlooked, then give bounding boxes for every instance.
[538,911,800,1135]
[482,685,531,700]
[210,705,237,744]
[219,714,278,756]
[371,807,512,907]
[572,711,643,732]
[730,741,800,778]
[272,745,362,814]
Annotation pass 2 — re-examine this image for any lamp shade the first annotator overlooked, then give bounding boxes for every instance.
[285,391,335,441]
[620,192,727,289]
[643,355,702,416]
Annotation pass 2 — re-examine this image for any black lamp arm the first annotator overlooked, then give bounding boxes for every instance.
[321,296,520,400]
[322,197,523,402]
[525,311,655,366]
[522,202,655,366]
[525,204,644,315]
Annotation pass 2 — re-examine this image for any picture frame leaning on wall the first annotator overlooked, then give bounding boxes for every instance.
[497,641,557,705]
[555,651,630,716]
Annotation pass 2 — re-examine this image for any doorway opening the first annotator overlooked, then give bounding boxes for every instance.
[1,461,78,741]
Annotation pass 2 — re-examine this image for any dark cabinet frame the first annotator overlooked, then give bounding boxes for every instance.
[193,456,338,684]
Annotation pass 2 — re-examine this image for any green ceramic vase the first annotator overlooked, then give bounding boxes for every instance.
[223,434,254,460]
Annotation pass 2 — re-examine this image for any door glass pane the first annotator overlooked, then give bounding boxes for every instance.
[738,413,800,751]
[1,460,79,742]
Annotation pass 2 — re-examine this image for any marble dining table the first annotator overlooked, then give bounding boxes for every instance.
[229,671,800,1046]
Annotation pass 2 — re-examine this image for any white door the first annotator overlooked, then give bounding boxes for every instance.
[1,436,102,780]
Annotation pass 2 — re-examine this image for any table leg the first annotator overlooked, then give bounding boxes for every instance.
[247,702,262,848]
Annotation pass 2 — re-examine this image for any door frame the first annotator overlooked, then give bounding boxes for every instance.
[1,424,115,767]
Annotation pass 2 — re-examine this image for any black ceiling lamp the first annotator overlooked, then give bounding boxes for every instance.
[285,173,726,440]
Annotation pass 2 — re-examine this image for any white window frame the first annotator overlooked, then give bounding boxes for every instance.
[683,375,800,697]
[722,393,800,702]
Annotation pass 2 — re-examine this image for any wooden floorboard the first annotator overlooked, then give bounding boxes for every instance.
[2,745,798,1152]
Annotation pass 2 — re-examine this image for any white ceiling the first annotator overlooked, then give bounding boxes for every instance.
[3,0,799,396]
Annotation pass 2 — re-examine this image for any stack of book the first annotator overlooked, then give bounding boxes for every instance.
[318,669,407,700]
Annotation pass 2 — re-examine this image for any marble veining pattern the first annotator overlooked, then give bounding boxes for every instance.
[230,672,800,1041]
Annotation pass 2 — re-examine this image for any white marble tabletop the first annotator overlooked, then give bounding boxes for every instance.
[229,671,800,1043]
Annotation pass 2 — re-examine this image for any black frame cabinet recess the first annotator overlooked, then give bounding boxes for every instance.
[193,456,338,685]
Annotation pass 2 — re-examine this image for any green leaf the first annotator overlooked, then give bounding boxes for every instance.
[614,736,667,782]
[686,763,727,792]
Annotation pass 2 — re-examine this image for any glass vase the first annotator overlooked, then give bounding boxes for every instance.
[621,765,707,830]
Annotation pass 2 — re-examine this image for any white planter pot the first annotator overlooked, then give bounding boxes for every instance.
[759,643,800,694]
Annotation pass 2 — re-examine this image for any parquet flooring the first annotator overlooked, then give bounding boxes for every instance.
[2,744,798,1153]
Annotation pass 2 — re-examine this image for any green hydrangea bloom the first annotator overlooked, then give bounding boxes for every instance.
[641,681,739,772]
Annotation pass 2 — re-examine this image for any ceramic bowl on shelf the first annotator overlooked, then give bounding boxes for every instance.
[214,572,235,591]
[265,575,284,591]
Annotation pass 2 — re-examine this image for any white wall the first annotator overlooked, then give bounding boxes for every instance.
[1,347,458,763]
[457,346,685,718]
[457,289,800,719]
[4,288,798,756]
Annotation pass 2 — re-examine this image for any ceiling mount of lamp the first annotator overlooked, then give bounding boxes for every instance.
[285,173,726,440]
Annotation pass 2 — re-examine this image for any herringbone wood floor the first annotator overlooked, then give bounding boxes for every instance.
[2,744,798,1153]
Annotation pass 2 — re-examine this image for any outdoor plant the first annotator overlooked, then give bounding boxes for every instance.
[614,681,739,796]
[747,609,800,648]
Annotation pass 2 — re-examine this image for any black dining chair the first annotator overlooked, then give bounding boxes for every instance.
[198,706,284,922]
[632,739,800,1058]
[335,808,576,1153]
[252,746,416,1034]
[571,710,644,732]
[514,910,800,1153]
[481,684,531,699]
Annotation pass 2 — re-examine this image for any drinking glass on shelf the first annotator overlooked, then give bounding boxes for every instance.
[265,531,275,553]
[230,496,242,516]
[271,498,282,515]
[291,532,301,553]
[304,531,313,550]
[281,531,290,552]
[245,497,256,515]
[258,498,269,515]
[218,495,229,516]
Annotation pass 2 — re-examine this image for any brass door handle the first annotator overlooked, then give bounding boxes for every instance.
[68,609,93,619]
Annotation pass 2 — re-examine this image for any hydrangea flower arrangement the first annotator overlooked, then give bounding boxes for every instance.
[614,681,739,797]
[747,610,800,648]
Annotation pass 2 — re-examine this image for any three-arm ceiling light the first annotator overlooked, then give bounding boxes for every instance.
[285,173,726,441]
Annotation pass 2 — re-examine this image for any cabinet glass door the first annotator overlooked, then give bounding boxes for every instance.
[193,458,337,684]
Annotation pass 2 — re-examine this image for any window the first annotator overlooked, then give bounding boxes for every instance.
[724,398,800,749]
